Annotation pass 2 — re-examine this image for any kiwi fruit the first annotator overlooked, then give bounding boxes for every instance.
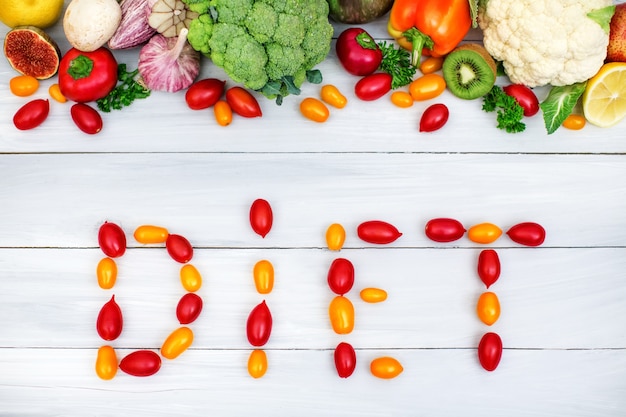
[442,43,497,100]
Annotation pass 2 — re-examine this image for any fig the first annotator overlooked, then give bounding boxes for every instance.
[3,26,61,80]
[327,0,394,24]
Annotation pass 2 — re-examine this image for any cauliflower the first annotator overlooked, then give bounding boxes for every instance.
[478,0,616,87]
[183,0,333,103]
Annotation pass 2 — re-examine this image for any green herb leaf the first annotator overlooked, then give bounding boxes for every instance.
[540,82,587,135]
[96,64,150,113]
[378,41,416,89]
[587,5,616,34]
[468,0,479,28]
[482,85,526,133]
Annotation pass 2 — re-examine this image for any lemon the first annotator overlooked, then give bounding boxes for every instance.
[582,62,626,128]
[0,0,64,29]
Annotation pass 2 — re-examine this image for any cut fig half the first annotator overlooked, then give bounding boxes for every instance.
[3,26,61,80]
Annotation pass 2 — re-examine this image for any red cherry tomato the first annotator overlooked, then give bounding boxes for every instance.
[336,28,382,76]
[98,222,126,258]
[247,300,273,347]
[477,249,501,289]
[503,84,539,117]
[96,295,123,341]
[425,218,466,242]
[166,234,193,263]
[13,98,49,130]
[334,342,357,378]
[354,73,392,101]
[420,103,449,132]
[185,78,226,110]
[176,293,203,324]
[507,222,546,246]
[357,220,402,244]
[225,86,262,118]
[327,258,355,295]
[119,350,162,377]
[478,332,503,371]
[71,103,103,134]
[250,198,273,238]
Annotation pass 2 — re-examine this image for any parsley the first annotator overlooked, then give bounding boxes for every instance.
[97,64,151,112]
[482,85,526,133]
[377,41,416,89]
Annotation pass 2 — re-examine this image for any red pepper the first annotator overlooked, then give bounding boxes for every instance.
[58,47,118,103]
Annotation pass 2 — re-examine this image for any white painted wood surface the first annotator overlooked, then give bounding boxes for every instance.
[1,2,625,416]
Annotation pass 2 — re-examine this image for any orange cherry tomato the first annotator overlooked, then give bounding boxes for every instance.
[247,349,268,378]
[180,264,202,292]
[370,356,403,379]
[390,91,414,108]
[328,295,355,334]
[96,257,117,289]
[300,97,330,123]
[161,326,194,360]
[320,84,347,109]
[468,222,502,244]
[253,259,274,294]
[419,56,444,74]
[409,73,446,101]
[325,223,346,251]
[10,75,39,97]
[562,114,586,130]
[477,291,501,326]
[359,287,387,303]
[95,345,118,380]
[214,100,233,126]
[48,83,67,103]
[134,225,169,244]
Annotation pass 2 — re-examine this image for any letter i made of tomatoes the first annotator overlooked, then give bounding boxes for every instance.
[475,246,502,371]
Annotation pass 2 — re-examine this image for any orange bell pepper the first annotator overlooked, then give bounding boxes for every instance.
[388,0,473,67]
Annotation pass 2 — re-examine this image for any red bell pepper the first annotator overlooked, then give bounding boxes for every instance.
[58,47,118,103]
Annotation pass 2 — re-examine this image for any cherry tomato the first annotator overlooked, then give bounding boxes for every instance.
[248,349,268,378]
[214,100,233,126]
[327,258,355,295]
[370,356,403,379]
[503,84,539,117]
[409,73,446,101]
[468,222,502,244]
[247,300,273,347]
[253,259,274,294]
[161,326,194,360]
[477,291,501,326]
[49,83,67,103]
[420,103,449,132]
[325,223,346,251]
[185,78,226,110]
[425,218,466,242]
[357,220,402,244]
[180,264,202,292]
[478,332,503,371]
[477,249,500,289]
[119,350,161,377]
[166,234,193,263]
[300,97,330,123]
[562,114,586,130]
[134,225,169,244]
[95,345,118,380]
[225,86,262,118]
[390,91,414,108]
[98,222,126,258]
[176,292,203,324]
[96,257,117,290]
[13,98,49,130]
[10,75,39,97]
[506,222,546,247]
[334,342,356,378]
[71,103,103,134]
[250,198,273,238]
[419,56,444,74]
[320,85,347,109]
[328,295,355,335]
[97,295,123,341]
[336,28,382,76]
[355,73,392,101]
[359,287,388,303]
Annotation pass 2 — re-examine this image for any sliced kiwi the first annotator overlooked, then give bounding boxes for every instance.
[3,26,61,80]
[442,43,497,100]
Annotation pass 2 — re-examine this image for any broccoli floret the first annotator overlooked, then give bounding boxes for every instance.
[223,35,269,90]
[273,13,305,48]
[208,23,247,67]
[265,43,305,81]
[244,2,277,44]
[214,0,254,24]
[187,14,214,55]
[302,19,334,67]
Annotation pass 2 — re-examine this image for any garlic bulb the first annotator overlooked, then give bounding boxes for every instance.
[108,0,158,49]
[138,28,200,92]
[148,0,198,37]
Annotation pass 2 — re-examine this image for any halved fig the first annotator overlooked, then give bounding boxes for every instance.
[3,26,61,80]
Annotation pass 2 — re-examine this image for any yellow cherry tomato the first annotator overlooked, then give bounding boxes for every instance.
[409,73,446,101]
[133,225,169,244]
[390,91,414,108]
[180,264,202,292]
[10,75,39,97]
[320,84,347,109]
[95,345,118,380]
[419,56,444,74]
[247,349,268,378]
[161,326,194,360]
[468,222,502,244]
[325,223,346,251]
[328,295,354,334]
[214,100,233,126]
[253,259,274,294]
[370,356,403,379]
[96,257,117,290]
[477,291,501,326]
[562,114,586,130]
[300,97,330,123]
[48,83,67,103]
[360,287,388,303]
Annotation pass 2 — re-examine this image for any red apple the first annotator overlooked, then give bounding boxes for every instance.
[607,3,626,62]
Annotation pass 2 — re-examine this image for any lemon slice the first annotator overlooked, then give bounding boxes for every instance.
[582,62,626,128]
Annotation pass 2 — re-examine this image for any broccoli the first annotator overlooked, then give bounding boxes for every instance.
[182,0,333,104]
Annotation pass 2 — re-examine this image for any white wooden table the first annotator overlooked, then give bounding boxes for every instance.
[1,3,625,416]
